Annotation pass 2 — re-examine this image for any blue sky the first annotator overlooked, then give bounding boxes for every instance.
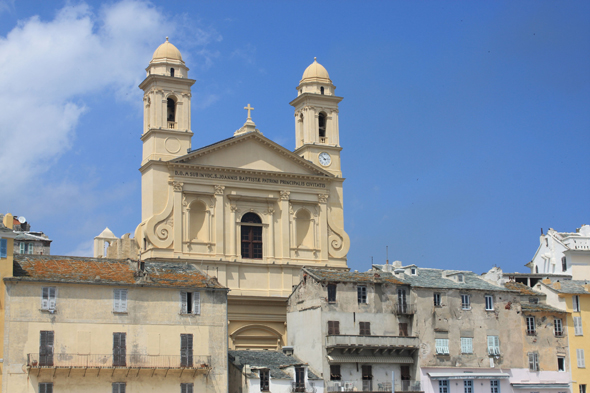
[0,1,588,274]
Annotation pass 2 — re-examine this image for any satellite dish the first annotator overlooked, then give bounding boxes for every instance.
[18,216,26,224]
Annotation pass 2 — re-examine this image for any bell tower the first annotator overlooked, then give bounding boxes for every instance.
[139,38,195,221]
[290,58,343,177]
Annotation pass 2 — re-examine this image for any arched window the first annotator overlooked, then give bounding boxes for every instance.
[241,213,262,259]
[189,201,207,240]
[318,112,326,141]
[320,86,324,95]
[167,97,176,122]
[295,209,313,248]
[170,68,175,77]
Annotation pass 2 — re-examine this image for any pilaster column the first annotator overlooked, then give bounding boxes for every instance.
[172,181,184,253]
[214,185,225,257]
[318,193,329,261]
[267,206,275,259]
[280,191,291,259]
[230,204,238,257]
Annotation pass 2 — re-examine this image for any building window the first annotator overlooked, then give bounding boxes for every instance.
[558,356,565,371]
[485,295,494,310]
[490,380,500,393]
[554,318,563,336]
[328,321,340,335]
[357,285,367,304]
[260,369,270,391]
[41,287,56,311]
[330,365,341,381]
[529,297,539,304]
[113,382,126,393]
[562,257,567,272]
[577,349,586,368]
[39,383,53,393]
[461,337,473,354]
[574,316,583,336]
[439,380,449,393]
[397,288,408,313]
[327,283,337,302]
[241,213,263,259]
[528,352,539,371]
[39,330,54,366]
[435,338,449,355]
[318,112,327,140]
[411,268,417,275]
[181,383,194,393]
[461,294,471,310]
[295,367,306,392]
[320,86,325,95]
[181,291,201,315]
[399,323,408,337]
[359,322,371,336]
[487,335,500,355]
[457,274,464,282]
[181,334,193,367]
[464,380,473,393]
[170,68,175,77]
[0,238,7,258]
[573,295,580,312]
[113,289,128,313]
[526,317,536,335]
[20,242,33,254]
[361,365,373,391]
[580,385,587,393]
[167,97,176,122]
[113,332,126,367]
[434,293,441,307]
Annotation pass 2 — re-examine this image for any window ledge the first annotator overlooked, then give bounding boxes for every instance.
[112,311,128,315]
[179,313,200,316]
[462,308,472,311]
[40,309,57,314]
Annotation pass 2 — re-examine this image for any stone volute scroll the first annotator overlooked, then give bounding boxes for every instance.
[144,180,177,249]
[280,190,290,201]
[214,185,225,195]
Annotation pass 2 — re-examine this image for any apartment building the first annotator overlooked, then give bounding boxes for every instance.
[2,255,228,393]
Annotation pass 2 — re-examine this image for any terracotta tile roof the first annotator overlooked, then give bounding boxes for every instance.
[304,268,405,285]
[11,255,226,289]
[504,281,541,295]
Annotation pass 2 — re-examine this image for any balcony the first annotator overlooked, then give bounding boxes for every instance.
[320,136,328,144]
[326,335,418,350]
[168,121,177,129]
[327,380,421,392]
[27,353,211,375]
[291,381,316,392]
[393,302,416,315]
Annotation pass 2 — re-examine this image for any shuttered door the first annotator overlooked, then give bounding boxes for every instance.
[113,333,126,367]
[39,331,54,366]
[399,323,408,337]
[181,334,193,367]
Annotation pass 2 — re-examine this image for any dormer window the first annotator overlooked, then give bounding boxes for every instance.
[320,86,324,95]
[411,268,417,275]
[170,67,175,77]
[457,274,464,283]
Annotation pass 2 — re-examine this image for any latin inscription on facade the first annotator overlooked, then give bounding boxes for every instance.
[174,170,327,188]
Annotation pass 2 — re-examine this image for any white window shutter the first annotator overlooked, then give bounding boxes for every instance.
[574,317,583,335]
[121,290,127,312]
[181,292,188,314]
[114,290,120,311]
[193,292,200,315]
[48,287,56,310]
[578,349,586,368]
[42,287,49,309]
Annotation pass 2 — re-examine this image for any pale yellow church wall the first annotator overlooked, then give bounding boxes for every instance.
[141,162,174,223]
[3,281,228,393]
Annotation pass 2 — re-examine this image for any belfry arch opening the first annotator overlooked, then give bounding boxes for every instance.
[167,97,177,124]
[318,112,327,141]
[170,67,175,77]
[241,213,262,259]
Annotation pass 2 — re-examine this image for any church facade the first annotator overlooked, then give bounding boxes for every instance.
[132,39,350,349]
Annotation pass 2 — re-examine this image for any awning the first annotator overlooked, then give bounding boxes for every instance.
[512,383,570,389]
[428,373,510,380]
[327,355,413,364]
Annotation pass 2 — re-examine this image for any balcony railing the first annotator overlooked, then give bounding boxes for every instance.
[27,353,211,370]
[168,121,177,129]
[326,335,418,349]
[393,302,416,315]
[327,380,421,392]
[291,381,316,392]
[320,136,328,143]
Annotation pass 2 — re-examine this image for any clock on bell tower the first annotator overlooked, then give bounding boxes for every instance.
[290,58,343,177]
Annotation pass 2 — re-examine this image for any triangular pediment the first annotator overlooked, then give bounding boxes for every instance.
[171,132,332,177]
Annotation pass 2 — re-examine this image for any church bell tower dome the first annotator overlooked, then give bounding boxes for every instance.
[301,57,331,83]
[151,37,184,62]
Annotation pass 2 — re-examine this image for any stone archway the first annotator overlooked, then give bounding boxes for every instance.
[229,324,283,350]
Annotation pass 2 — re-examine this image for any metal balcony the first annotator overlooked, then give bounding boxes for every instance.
[326,335,418,350]
[326,380,421,392]
[27,353,211,374]
[291,381,316,392]
[393,302,416,315]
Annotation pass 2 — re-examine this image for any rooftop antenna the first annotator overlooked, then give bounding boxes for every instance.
[386,246,389,265]
[541,228,544,235]
[371,256,373,266]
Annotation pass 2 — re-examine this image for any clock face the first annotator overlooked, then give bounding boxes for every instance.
[318,152,331,167]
